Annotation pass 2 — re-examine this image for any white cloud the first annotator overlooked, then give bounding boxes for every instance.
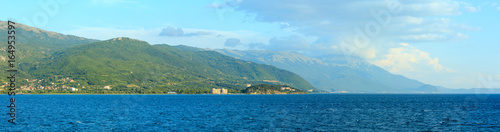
[400,34,447,41]
[463,6,480,12]
[452,24,482,31]
[401,1,462,16]
[245,35,312,52]
[492,2,498,6]
[401,16,424,25]
[159,27,184,36]
[224,38,242,47]
[210,0,479,59]
[459,2,481,12]
[159,27,212,37]
[232,0,464,22]
[336,39,378,59]
[399,32,468,41]
[209,0,242,9]
[454,33,469,39]
[373,43,452,73]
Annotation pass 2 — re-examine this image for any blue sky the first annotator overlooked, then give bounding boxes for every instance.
[2,0,499,89]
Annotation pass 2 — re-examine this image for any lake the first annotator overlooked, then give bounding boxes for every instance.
[1,94,499,131]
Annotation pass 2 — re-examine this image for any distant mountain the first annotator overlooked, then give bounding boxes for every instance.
[215,49,436,93]
[437,87,500,93]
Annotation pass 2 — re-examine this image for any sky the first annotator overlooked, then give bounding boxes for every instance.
[1,0,499,89]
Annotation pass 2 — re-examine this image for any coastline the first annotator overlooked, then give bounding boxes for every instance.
[5,93,312,95]
[6,93,499,95]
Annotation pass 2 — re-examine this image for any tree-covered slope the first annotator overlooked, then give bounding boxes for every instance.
[0,21,98,85]
[0,21,98,63]
[27,37,316,93]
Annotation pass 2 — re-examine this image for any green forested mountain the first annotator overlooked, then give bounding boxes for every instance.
[0,21,316,94]
[27,37,315,93]
[0,21,98,85]
[0,21,98,63]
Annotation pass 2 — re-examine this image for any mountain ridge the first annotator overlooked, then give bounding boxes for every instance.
[5,21,495,94]
[215,48,437,93]
[0,21,317,94]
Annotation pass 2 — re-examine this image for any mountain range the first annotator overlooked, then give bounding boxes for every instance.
[2,21,497,94]
[0,21,316,94]
[215,49,440,93]
[214,49,500,93]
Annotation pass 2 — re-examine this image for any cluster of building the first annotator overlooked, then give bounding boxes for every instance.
[2,77,82,92]
[10,85,80,91]
[210,88,228,94]
[280,87,295,91]
[103,85,112,90]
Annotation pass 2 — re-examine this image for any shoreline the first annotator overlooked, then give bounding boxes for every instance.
[3,93,499,95]
[3,93,310,95]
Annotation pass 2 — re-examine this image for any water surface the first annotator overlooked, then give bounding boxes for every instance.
[1,94,499,131]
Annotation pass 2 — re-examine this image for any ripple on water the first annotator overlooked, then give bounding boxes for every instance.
[0,94,498,131]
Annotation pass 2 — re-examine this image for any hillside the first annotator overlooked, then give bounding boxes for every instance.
[0,21,316,94]
[24,37,316,93]
[0,21,98,63]
[0,21,99,84]
[215,49,436,93]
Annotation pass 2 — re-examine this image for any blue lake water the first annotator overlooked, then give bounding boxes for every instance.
[1,94,499,131]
